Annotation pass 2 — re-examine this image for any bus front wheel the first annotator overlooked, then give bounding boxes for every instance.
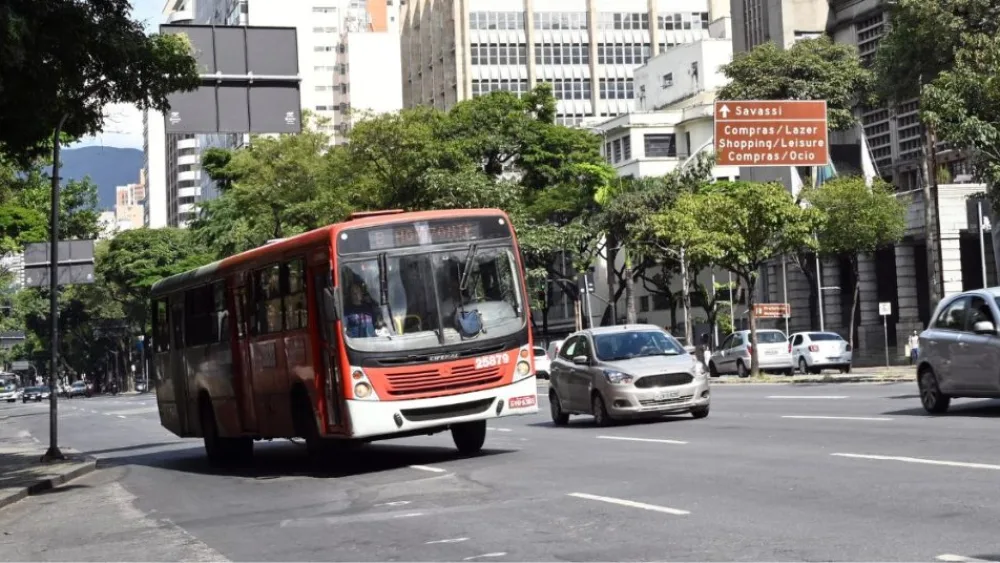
[451,420,487,454]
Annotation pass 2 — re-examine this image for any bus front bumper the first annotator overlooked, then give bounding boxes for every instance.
[345,376,539,439]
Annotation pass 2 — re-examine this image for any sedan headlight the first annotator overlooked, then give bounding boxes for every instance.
[603,370,633,385]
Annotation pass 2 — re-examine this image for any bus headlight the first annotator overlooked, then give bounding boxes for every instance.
[349,366,379,401]
[516,361,531,377]
[354,382,372,399]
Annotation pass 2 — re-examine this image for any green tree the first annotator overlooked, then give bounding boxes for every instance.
[0,0,199,165]
[802,177,905,349]
[874,0,1000,308]
[655,181,816,376]
[717,37,873,131]
[97,228,214,333]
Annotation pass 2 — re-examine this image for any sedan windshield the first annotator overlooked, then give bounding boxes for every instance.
[594,331,685,361]
[340,245,525,353]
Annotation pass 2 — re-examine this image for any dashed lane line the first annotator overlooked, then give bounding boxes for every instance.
[597,435,688,445]
[832,453,1000,471]
[409,465,447,473]
[936,555,1000,562]
[568,492,689,515]
[767,395,848,399]
[782,415,892,421]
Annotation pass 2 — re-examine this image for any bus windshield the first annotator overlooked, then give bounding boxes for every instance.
[340,244,525,353]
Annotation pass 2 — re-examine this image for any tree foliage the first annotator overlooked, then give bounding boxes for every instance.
[802,176,906,347]
[717,37,873,131]
[655,181,816,375]
[0,0,199,165]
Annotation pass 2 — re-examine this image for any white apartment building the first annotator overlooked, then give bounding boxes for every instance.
[332,1,403,140]
[145,0,397,227]
[401,0,730,126]
[580,31,740,336]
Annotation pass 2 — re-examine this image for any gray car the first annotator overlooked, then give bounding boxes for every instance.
[548,325,711,426]
[916,287,1000,414]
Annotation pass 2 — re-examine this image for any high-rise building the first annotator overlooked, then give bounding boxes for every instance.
[115,183,146,232]
[400,0,730,126]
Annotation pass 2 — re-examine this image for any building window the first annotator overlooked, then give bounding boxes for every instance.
[639,296,650,313]
[534,43,589,65]
[533,12,587,30]
[598,78,634,100]
[597,12,649,30]
[469,11,525,30]
[662,73,673,87]
[313,7,337,13]
[613,139,622,162]
[471,43,527,65]
[657,12,709,31]
[471,79,530,97]
[314,46,335,52]
[645,134,677,158]
[541,78,592,100]
[597,44,651,65]
[622,136,632,160]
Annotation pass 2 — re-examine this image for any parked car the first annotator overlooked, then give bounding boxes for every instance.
[532,346,551,379]
[66,381,91,398]
[709,329,794,377]
[916,288,1000,414]
[789,331,853,374]
[548,325,710,426]
[22,386,48,402]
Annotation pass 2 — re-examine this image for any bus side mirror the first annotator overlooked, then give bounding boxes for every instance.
[323,287,340,321]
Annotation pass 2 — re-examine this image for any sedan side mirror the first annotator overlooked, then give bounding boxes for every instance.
[974,320,997,335]
[572,355,590,366]
[683,345,696,354]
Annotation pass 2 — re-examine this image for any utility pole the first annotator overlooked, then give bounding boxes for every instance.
[43,114,68,462]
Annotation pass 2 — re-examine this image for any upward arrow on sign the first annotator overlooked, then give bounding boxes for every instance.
[718,104,730,118]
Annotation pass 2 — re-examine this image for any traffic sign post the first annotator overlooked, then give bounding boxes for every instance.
[879,302,892,368]
[714,100,829,167]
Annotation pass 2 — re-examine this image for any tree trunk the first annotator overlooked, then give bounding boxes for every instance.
[744,275,760,377]
[921,121,943,308]
[849,255,860,350]
[624,252,637,324]
[680,247,692,345]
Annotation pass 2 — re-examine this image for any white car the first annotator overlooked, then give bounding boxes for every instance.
[789,331,853,374]
[532,346,551,379]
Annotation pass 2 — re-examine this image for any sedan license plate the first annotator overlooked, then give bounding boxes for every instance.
[765,349,778,355]
[657,391,681,401]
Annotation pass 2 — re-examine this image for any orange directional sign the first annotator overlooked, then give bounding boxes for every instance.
[713,100,829,167]
[753,303,791,319]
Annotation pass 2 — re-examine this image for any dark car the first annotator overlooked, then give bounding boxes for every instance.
[66,381,91,398]
[22,386,48,402]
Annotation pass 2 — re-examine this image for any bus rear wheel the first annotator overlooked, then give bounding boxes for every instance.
[200,397,252,466]
[451,420,487,454]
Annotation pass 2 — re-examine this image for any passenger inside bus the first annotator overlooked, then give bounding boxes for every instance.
[343,281,382,338]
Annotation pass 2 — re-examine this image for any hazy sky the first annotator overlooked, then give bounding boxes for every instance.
[74,0,165,151]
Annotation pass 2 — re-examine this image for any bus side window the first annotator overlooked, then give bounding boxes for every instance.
[171,298,185,350]
[254,265,283,334]
[283,259,307,330]
[213,281,229,342]
[153,300,170,352]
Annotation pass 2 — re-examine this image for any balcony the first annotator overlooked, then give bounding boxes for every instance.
[177,170,201,182]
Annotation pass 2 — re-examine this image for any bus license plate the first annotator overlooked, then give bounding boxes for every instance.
[508,395,536,409]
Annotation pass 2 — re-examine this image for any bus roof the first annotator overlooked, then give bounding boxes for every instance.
[150,208,511,297]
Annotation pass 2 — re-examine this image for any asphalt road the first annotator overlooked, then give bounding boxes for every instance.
[3,383,1000,562]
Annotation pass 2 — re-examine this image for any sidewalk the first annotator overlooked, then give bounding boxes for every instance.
[709,365,916,385]
[0,422,97,510]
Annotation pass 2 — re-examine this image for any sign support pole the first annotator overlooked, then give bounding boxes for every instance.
[883,314,889,368]
[43,114,68,463]
[781,256,789,335]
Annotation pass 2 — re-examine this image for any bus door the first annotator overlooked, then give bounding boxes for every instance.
[311,260,344,432]
[170,296,193,435]
[232,283,257,433]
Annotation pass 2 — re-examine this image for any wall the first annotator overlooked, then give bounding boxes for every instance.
[345,32,404,120]
[634,38,732,111]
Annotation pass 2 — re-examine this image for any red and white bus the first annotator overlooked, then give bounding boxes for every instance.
[149,209,538,463]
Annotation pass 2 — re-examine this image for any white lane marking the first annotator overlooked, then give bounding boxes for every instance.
[90,410,99,414]
[117,415,127,419]
[568,492,689,515]
[783,415,892,421]
[376,501,411,507]
[464,553,506,561]
[832,453,1000,471]
[488,427,512,432]
[768,395,847,399]
[936,555,999,562]
[392,512,424,519]
[597,435,688,445]
[409,465,447,473]
[426,537,469,545]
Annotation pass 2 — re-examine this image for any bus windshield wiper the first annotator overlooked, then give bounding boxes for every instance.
[377,253,393,339]
[459,244,478,293]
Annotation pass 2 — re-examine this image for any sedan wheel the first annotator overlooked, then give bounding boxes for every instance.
[592,394,612,427]
[550,392,569,426]
[918,369,950,414]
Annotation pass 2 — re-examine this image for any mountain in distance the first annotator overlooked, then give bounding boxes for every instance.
[56,146,144,210]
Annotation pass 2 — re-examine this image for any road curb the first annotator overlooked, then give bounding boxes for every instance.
[0,455,98,511]
[709,375,916,385]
